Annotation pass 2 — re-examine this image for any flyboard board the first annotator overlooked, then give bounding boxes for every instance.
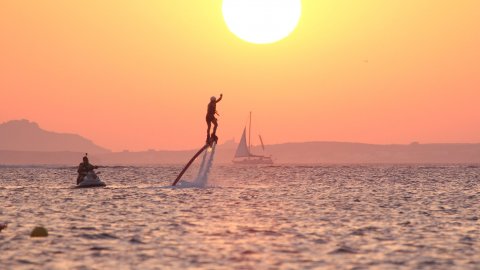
[172,136,217,186]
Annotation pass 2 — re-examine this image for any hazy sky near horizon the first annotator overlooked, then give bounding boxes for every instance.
[1,1,479,151]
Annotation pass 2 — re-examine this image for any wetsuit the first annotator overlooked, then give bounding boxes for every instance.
[206,96,222,143]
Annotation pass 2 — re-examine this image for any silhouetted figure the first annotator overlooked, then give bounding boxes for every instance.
[206,93,223,145]
[77,154,98,185]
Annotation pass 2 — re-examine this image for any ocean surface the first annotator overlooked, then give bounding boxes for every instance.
[0,164,479,269]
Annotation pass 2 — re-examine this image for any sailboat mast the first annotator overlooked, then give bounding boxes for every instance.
[248,111,252,153]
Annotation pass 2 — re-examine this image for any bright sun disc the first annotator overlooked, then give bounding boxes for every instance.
[222,0,302,44]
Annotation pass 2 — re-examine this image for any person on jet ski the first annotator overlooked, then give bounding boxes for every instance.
[77,154,98,184]
[206,93,223,145]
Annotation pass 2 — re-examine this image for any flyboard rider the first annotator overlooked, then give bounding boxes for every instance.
[206,93,223,145]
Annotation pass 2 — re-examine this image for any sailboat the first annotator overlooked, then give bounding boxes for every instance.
[232,112,273,165]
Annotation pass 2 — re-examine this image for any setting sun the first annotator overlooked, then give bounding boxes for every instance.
[222,0,302,44]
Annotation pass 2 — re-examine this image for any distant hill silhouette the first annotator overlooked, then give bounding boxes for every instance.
[253,141,480,164]
[0,120,110,153]
[0,140,479,165]
[0,121,478,165]
[96,141,480,164]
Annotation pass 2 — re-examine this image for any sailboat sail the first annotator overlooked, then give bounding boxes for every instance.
[234,128,251,158]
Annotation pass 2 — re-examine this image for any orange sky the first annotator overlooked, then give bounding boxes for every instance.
[1,1,479,151]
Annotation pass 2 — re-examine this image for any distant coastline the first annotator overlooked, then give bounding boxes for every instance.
[1,142,479,165]
[1,119,479,165]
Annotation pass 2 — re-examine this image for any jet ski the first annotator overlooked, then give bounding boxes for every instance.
[76,171,106,188]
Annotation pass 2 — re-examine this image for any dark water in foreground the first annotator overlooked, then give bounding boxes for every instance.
[0,165,479,269]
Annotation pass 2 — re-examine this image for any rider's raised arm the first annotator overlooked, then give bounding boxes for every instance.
[216,93,223,103]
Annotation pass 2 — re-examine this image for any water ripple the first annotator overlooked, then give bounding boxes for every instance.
[0,165,479,269]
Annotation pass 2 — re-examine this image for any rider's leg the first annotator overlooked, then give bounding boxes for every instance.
[206,120,212,143]
[212,118,218,140]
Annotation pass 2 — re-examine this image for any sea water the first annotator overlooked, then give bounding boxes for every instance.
[0,165,479,269]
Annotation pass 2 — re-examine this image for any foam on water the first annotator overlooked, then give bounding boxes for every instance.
[194,143,216,187]
[176,143,217,188]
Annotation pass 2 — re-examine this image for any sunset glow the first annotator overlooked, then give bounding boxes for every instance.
[0,1,479,151]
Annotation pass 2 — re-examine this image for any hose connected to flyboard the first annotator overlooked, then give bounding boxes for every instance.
[172,142,216,186]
